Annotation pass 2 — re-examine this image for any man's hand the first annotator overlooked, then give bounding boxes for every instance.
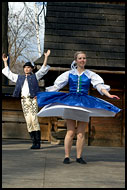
[44,49,51,57]
[43,50,51,67]
[2,53,8,62]
[2,53,8,67]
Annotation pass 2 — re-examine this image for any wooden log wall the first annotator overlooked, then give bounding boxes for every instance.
[41,2,125,147]
[89,73,124,146]
[36,2,125,70]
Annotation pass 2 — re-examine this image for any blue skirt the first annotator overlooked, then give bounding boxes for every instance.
[37,91,121,114]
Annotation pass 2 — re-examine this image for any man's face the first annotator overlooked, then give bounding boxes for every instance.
[24,66,33,75]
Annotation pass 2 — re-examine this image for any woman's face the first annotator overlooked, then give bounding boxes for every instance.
[76,53,86,68]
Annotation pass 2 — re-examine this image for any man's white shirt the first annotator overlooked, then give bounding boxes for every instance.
[2,65,50,97]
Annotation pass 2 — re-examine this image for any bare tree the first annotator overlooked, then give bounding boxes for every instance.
[2,2,9,85]
[7,2,46,77]
[8,4,37,68]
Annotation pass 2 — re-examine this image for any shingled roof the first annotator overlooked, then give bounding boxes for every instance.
[35,2,125,70]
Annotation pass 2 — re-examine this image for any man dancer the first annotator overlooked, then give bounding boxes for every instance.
[2,50,51,149]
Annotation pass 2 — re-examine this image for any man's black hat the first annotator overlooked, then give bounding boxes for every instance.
[23,62,34,68]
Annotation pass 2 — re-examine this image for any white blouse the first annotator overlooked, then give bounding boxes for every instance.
[46,69,110,95]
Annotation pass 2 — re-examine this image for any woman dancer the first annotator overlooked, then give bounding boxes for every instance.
[37,51,121,163]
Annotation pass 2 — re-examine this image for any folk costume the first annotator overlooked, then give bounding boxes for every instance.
[37,66,121,121]
[2,62,50,149]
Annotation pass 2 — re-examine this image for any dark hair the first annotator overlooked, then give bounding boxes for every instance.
[23,62,34,68]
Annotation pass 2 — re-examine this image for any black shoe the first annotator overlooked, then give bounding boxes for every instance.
[29,131,37,149]
[31,143,37,149]
[29,131,41,149]
[76,157,87,164]
[35,130,41,149]
[35,143,40,149]
[63,157,70,164]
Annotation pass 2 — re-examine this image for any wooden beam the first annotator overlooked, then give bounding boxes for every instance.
[49,67,125,74]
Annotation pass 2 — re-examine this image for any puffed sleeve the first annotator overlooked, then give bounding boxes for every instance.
[89,70,110,95]
[46,70,70,92]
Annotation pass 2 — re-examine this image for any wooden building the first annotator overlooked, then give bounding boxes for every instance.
[2,2,125,147]
[35,2,125,147]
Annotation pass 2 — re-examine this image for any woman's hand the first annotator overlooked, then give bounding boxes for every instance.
[108,94,120,99]
[101,89,120,99]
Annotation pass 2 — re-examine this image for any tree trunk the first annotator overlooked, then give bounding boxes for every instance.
[34,3,42,57]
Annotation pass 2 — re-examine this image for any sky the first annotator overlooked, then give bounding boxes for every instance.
[8,2,47,63]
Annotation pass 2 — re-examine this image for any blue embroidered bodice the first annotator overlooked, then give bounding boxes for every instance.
[69,73,91,94]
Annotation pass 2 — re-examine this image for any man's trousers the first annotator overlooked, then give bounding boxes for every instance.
[21,97,40,132]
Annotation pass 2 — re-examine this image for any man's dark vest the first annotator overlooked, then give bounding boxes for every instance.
[13,74,40,98]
